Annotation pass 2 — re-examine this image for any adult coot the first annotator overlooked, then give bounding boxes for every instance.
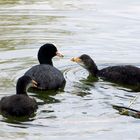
[71,54,140,86]
[0,76,38,117]
[24,43,66,90]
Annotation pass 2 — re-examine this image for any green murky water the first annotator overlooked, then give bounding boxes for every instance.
[0,0,140,139]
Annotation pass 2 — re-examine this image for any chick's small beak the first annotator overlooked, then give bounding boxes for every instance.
[71,57,82,63]
[56,51,64,57]
[32,80,38,88]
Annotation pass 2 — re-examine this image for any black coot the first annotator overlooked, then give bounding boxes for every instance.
[24,43,66,90]
[0,76,38,117]
[71,54,140,86]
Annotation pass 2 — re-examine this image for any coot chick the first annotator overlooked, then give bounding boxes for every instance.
[0,76,38,117]
[24,43,66,90]
[71,54,140,86]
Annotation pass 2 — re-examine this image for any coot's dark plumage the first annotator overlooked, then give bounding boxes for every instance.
[71,54,140,86]
[24,43,66,90]
[0,76,38,117]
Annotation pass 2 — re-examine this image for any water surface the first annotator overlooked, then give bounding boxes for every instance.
[0,0,140,139]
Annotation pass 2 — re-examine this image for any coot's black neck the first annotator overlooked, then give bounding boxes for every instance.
[16,85,27,95]
[39,58,53,66]
[86,61,99,77]
[16,79,29,95]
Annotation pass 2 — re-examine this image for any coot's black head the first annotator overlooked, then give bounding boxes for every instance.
[71,54,93,68]
[71,54,98,77]
[38,43,63,65]
[16,76,37,95]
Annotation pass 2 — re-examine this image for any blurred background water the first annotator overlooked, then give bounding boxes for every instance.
[0,0,140,139]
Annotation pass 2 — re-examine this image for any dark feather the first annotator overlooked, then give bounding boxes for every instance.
[0,76,38,117]
[99,65,140,85]
[74,54,140,88]
[25,64,66,90]
[0,95,37,117]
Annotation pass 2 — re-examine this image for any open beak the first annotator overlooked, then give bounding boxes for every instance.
[32,80,38,88]
[56,51,64,57]
[71,57,82,63]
